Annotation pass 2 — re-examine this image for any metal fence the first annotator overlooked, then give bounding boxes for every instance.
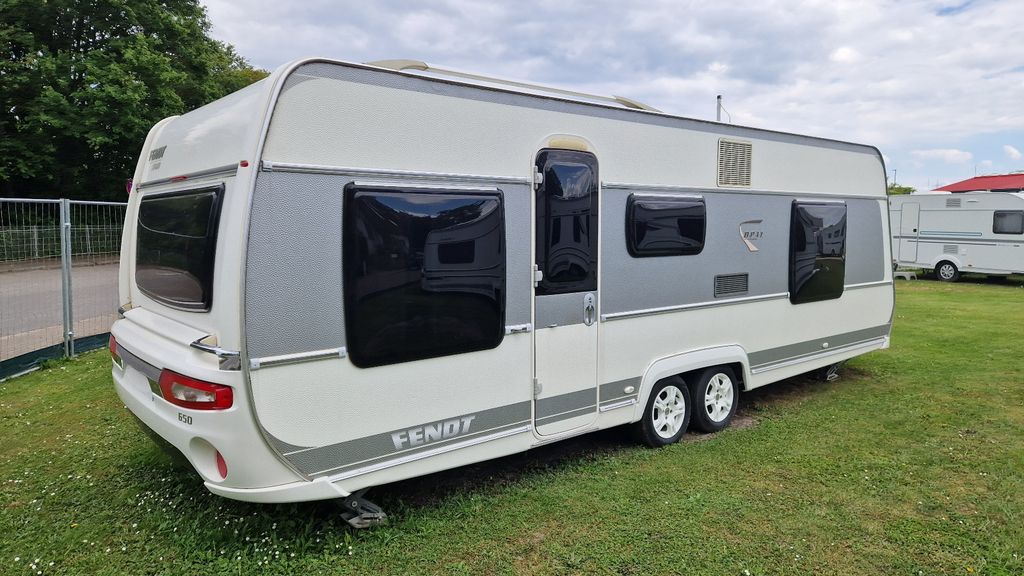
[1,198,127,378]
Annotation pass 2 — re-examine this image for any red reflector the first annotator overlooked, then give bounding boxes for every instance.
[158,370,233,410]
[215,450,228,479]
[109,334,118,358]
[239,160,249,167]
[170,175,188,182]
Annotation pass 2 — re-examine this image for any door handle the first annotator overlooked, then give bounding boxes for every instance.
[583,293,596,326]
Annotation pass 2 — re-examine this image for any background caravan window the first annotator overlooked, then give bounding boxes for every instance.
[789,201,847,304]
[136,185,223,311]
[343,186,506,368]
[626,194,706,257]
[993,210,1024,234]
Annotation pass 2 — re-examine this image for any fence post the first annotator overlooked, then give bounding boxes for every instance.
[59,198,75,357]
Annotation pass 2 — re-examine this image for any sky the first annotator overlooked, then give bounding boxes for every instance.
[202,0,1024,192]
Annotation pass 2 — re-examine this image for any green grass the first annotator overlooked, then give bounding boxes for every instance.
[2,278,1023,575]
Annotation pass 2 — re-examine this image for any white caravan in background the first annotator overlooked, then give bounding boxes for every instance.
[109,58,894,526]
[889,192,1024,281]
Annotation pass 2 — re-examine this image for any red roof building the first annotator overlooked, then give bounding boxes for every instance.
[934,173,1024,193]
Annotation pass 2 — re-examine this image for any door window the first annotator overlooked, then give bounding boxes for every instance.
[535,150,598,295]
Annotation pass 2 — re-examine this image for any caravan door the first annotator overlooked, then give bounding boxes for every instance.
[533,149,600,436]
[899,202,920,262]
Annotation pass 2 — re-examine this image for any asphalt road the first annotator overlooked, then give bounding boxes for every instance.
[1,262,119,360]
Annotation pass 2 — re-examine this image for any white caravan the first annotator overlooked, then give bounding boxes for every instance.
[889,192,1024,281]
[110,58,894,525]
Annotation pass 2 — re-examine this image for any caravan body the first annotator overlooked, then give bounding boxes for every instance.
[889,192,1024,280]
[110,58,894,505]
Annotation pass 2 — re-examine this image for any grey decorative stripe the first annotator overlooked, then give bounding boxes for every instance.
[117,344,162,382]
[893,235,1020,245]
[844,280,893,291]
[602,182,883,201]
[600,377,641,402]
[535,405,597,426]
[601,292,790,322]
[283,401,532,476]
[749,324,891,369]
[265,434,312,454]
[536,388,597,419]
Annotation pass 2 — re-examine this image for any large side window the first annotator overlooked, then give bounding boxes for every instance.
[993,210,1024,234]
[343,185,505,368]
[626,194,705,257]
[535,149,598,295]
[136,185,223,311]
[789,201,847,304]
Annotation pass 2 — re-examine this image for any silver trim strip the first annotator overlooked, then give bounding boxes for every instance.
[602,182,883,201]
[262,161,530,185]
[844,280,893,291]
[601,292,790,322]
[751,337,887,375]
[189,337,241,371]
[352,180,501,193]
[505,323,533,335]
[137,163,238,190]
[599,398,638,412]
[249,347,347,370]
[326,424,533,482]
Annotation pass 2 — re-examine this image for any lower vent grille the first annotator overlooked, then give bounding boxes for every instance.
[943,244,958,255]
[715,273,749,297]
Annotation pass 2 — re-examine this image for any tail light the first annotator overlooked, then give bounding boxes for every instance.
[109,334,122,367]
[158,370,233,410]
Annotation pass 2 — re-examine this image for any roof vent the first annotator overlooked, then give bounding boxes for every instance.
[715,273,749,297]
[946,197,962,208]
[718,139,752,187]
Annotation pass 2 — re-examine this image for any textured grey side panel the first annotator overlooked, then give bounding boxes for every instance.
[536,292,588,328]
[535,388,597,419]
[285,401,532,476]
[600,377,641,402]
[246,171,345,358]
[748,324,890,368]
[602,190,791,314]
[845,199,886,284]
[289,63,878,156]
[246,175,531,357]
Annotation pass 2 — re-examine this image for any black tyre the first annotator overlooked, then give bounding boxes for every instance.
[632,376,691,447]
[688,366,739,433]
[935,261,960,282]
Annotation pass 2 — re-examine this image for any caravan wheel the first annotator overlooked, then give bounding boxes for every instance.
[632,377,691,447]
[936,261,960,282]
[688,366,738,433]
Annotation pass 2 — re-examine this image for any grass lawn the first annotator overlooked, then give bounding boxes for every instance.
[2,278,1022,575]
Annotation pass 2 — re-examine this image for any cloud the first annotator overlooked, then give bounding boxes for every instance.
[911,149,974,164]
[1005,145,1022,160]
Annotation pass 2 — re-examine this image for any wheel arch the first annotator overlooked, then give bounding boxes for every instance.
[630,345,750,424]
[930,255,962,271]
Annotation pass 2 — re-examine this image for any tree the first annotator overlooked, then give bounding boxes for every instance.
[887,183,915,195]
[0,0,267,200]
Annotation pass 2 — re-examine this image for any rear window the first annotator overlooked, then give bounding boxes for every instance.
[136,185,224,311]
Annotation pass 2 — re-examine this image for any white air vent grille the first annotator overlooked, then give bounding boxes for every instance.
[943,244,958,255]
[946,197,962,208]
[718,139,752,187]
[715,273,749,297]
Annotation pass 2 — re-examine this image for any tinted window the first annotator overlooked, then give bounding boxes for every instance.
[343,186,505,368]
[626,194,706,257]
[136,186,223,310]
[993,210,1024,234]
[536,150,598,295]
[789,202,847,304]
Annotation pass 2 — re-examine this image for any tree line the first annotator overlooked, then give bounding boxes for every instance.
[0,0,267,201]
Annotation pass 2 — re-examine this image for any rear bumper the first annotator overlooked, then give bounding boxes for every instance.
[110,329,340,502]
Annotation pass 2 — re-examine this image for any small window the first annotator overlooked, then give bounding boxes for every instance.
[993,210,1024,234]
[343,185,505,368]
[626,194,706,257]
[136,185,223,311]
[789,201,847,304]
